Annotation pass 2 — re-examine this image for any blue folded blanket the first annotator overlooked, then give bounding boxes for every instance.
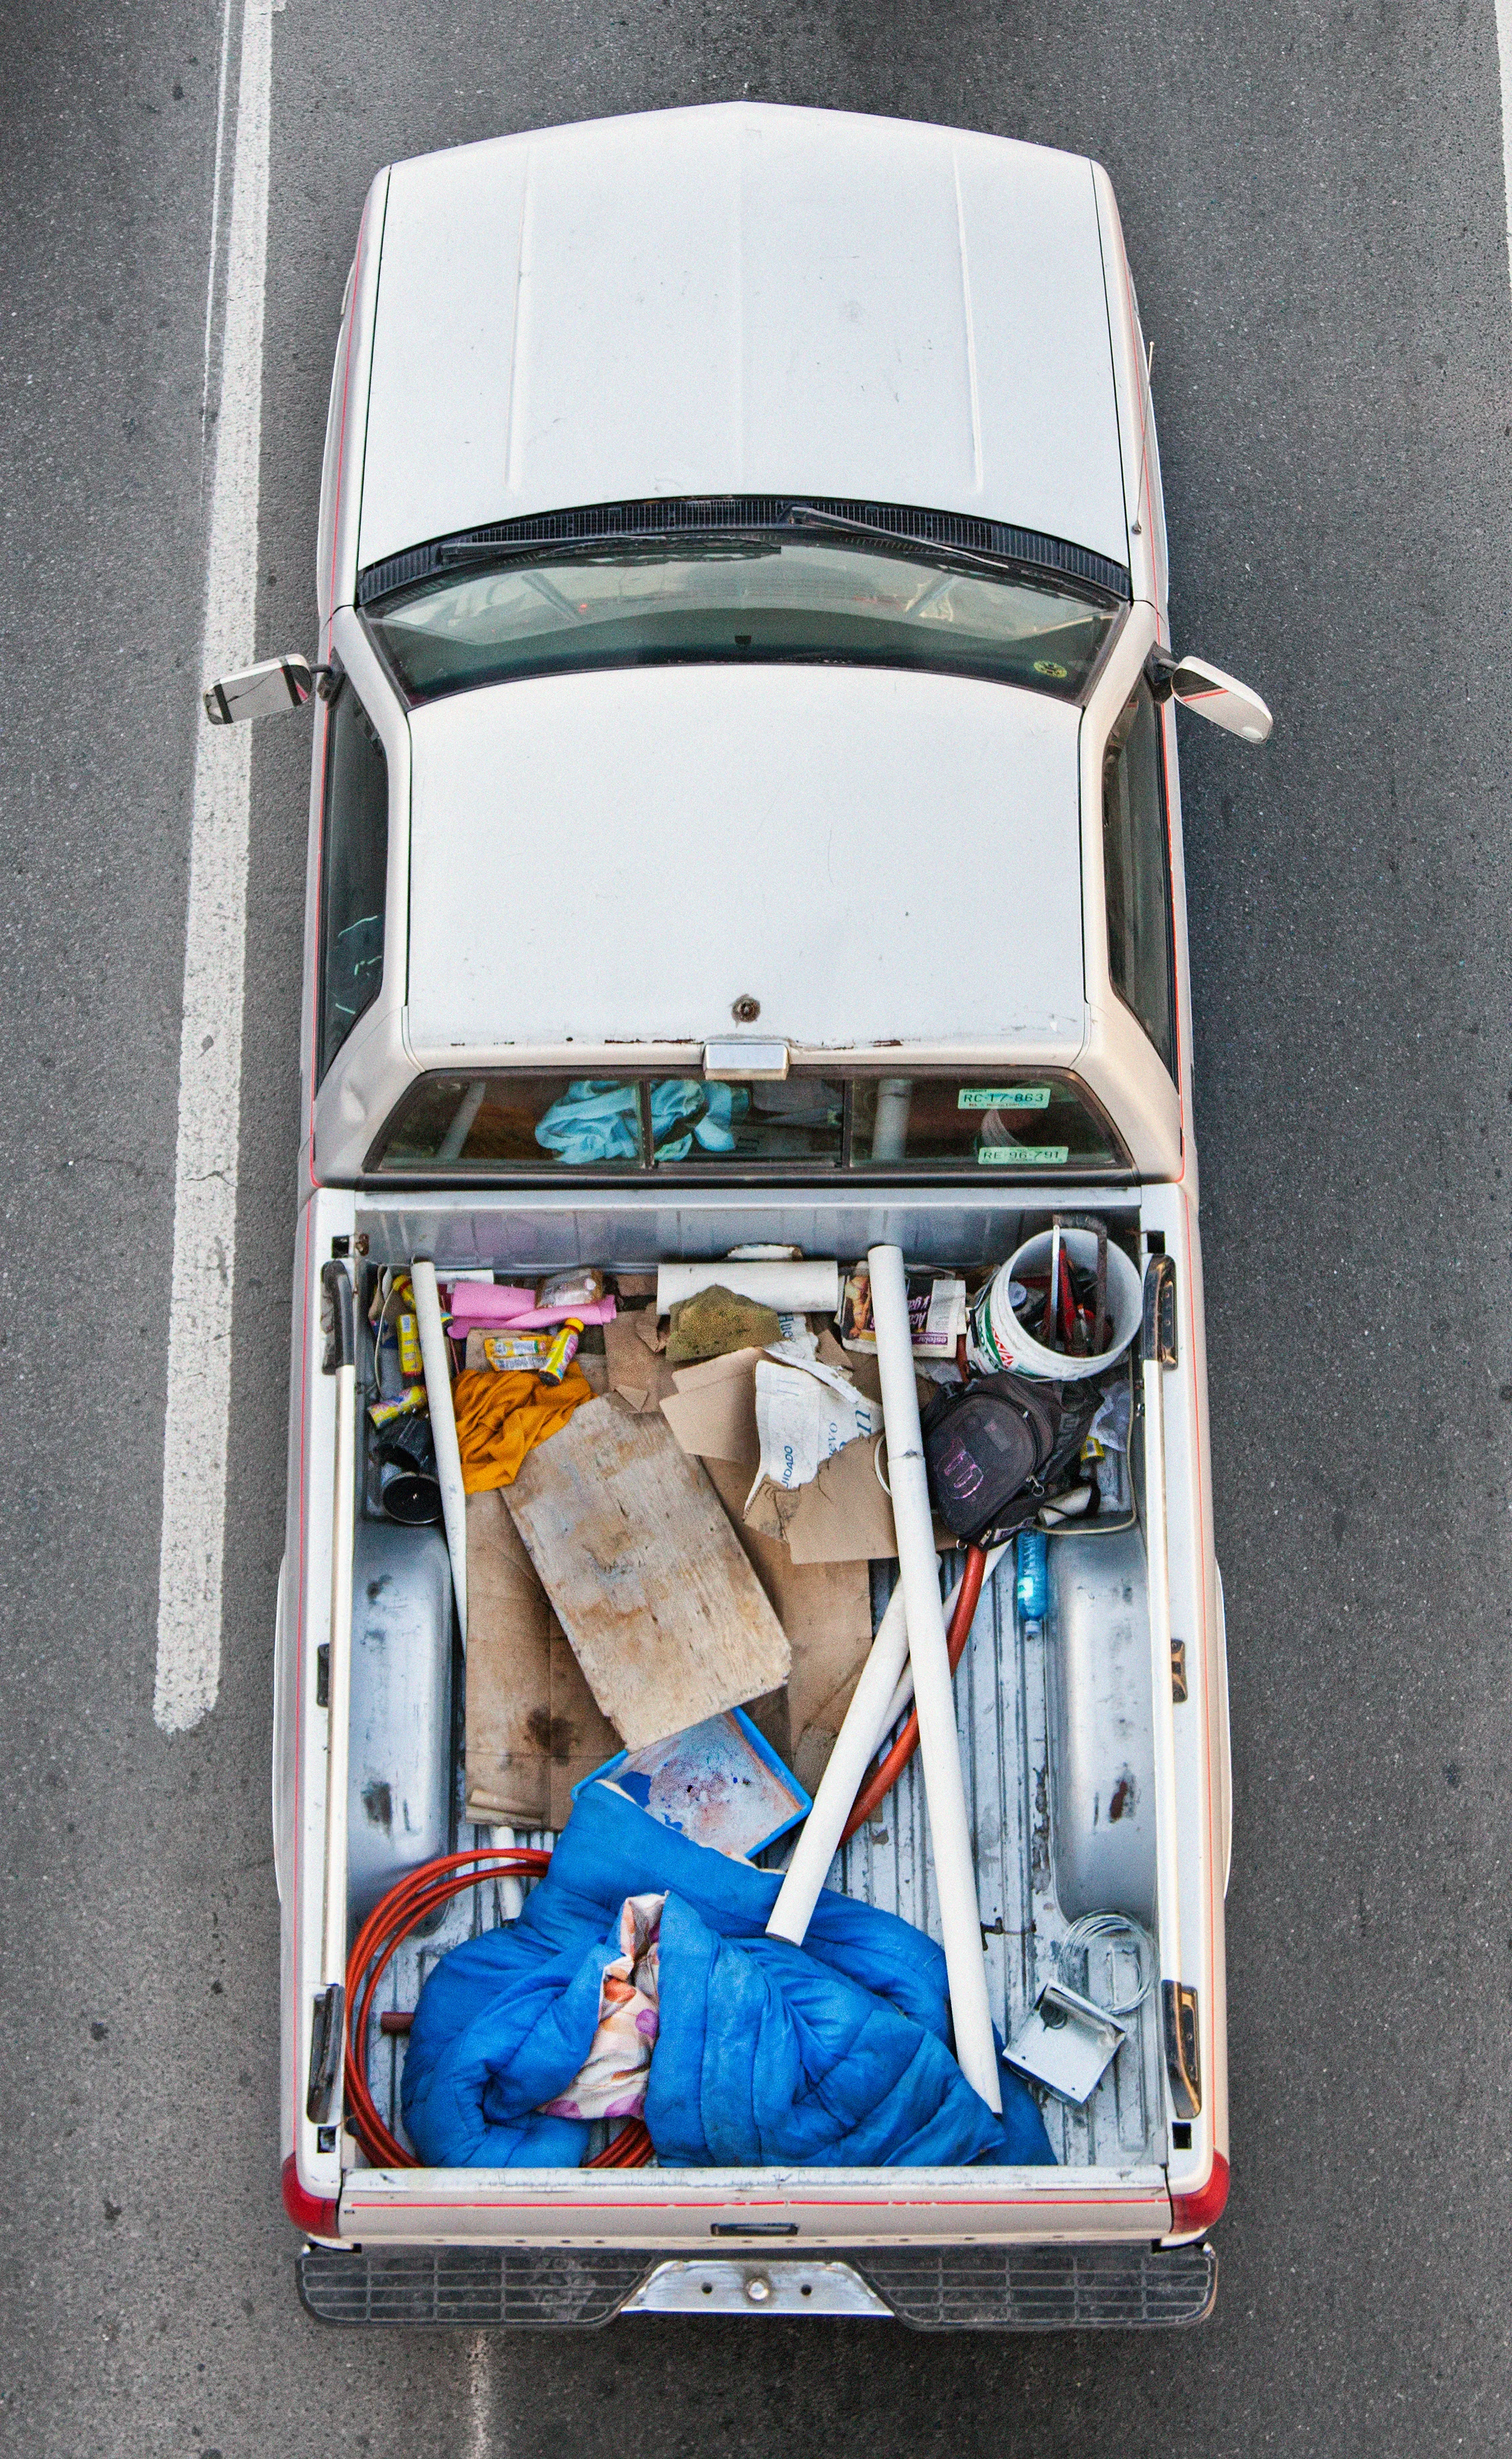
[401,1782,1053,2169]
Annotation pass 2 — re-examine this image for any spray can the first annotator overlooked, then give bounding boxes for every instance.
[397,1310,424,1379]
[538,1317,584,1386]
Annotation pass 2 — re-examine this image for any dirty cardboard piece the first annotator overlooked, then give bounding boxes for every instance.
[503,1392,791,1751]
[741,1447,899,1563]
[664,1338,897,1560]
[603,1306,678,1415]
[658,1335,877,1780]
[659,1344,763,1467]
[463,1489,620,1829]
[658,1328,938,1565]
[700,1455,874,1791]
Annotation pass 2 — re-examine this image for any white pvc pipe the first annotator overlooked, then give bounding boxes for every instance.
[656,1259,840,1314]
[874,1539,1012,1747]
[436,1078,488,1161]
[767,1542,1010,1948]
[411,1260,468,1645]
[767,1582,910,1943]
[865,1244,1001,2112]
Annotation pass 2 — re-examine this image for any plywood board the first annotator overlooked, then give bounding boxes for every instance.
[463,1489,620,1827]
[503,1394,790,1750]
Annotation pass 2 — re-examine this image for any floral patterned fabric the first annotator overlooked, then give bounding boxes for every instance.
[538,1892,663,2120]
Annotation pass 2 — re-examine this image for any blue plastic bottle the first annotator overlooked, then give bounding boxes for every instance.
[1015,1526,1048,1624]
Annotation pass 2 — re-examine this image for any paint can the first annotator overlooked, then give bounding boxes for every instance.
[969,1227,1141,1381]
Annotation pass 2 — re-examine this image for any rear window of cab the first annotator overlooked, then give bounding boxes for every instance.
[368,1070,1130,1177]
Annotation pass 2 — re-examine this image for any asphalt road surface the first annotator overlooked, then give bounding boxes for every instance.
[5,2,1512,2451]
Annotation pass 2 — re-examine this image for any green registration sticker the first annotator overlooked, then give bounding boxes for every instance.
[958,1086,1051,1111]
[977,1145,1069,1167]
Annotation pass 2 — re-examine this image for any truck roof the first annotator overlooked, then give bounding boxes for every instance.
[356,103,1129,577]
[404,662,1087,1061]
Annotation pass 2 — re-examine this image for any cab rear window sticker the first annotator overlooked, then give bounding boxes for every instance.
[977,1145,1070,1167]
[958,1086,1052,1110]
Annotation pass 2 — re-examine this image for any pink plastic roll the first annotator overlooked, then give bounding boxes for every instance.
[498,1300,617,1330]
[444,1288,618,1332]
[440,1284,537,1323]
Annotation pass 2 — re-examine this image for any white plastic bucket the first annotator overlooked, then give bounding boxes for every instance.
[969,1228,1141,1382]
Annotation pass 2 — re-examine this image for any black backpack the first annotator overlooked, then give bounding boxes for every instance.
[922,1372,1092,1547]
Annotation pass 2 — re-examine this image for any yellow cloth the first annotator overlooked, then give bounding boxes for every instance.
[452,1364,594,1495]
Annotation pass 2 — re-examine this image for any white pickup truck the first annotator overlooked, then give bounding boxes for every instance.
[215,102,1268,2329]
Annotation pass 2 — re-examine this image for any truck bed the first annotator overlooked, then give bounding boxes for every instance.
[281,1179,1224,2241]
[360,1550,1166,2176]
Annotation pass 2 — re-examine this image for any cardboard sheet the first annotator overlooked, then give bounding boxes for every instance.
[659,1346,763,1467]
[742,1442,900,1562]
[701,1456,875,1789]
[658,1333,913,1564]
[604,1306,678,1415]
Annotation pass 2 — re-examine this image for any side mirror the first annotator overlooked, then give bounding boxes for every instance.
[1147,649,1272,744]
[203,653,318,725]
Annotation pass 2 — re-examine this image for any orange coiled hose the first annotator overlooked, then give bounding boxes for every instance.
[345,1547,990,2169]
[344,1844,652,2170]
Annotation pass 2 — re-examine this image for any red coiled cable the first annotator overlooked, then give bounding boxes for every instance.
[344,1844,652,2170]
[345,1547,989,2171]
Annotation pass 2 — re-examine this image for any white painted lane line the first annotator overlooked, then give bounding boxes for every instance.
[200,0,235,460]
[464,2332,497,2459]
[1496,0,1512,274]
[154,0,274,1736]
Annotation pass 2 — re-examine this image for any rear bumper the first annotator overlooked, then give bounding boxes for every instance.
[297,2238,1218,2329]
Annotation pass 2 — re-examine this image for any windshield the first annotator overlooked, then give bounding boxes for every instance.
[365,532,1121,705]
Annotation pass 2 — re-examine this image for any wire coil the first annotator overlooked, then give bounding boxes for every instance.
[1055,1911,1157,2018]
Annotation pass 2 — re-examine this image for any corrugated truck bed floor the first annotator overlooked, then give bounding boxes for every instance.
[361,1552,1165,2177]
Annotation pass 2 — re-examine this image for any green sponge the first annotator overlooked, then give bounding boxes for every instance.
[665,1284,782,1367]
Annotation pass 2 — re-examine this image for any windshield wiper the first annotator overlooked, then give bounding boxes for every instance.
[425,534,776,578]
[781,502,1038,580]
[781,502,904,543]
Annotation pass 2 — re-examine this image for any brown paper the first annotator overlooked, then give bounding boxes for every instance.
[743,1440,900,1562]
[655,1333,924,1565]
[702,1455,874,1782]
[604,1308,678,1413]
[463,1488,618,1828]
[659,1346,763,1467]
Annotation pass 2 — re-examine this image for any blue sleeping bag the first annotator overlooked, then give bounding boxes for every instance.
[401,1782,1053,2169]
